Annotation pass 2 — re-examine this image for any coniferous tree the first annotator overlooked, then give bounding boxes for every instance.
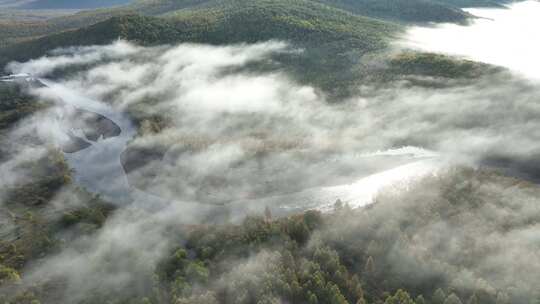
[364,256,375,274]
[432,289,447,304]
[308,292,319,304]
[384,289,415,304]
[444,293,463,304]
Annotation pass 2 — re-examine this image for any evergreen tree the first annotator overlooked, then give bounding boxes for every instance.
[432,289,446,304]
[364,256,375,274]
[444,293,463,304]
[350,275,366,304]
[384,289,415,304]
[308,291,319,304]
[327,283,349,304]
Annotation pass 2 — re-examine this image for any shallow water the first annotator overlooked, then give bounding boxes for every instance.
[43,77,438,216]
[39,79,138,203]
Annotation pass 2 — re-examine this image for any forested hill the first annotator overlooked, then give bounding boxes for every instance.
[0,0,485,51]
[1,0,537,303]
[18,0,133,9]
[0,0,398,57]
[127,0,476,22]
[436,0,513,7]
[0,0,500,97]
[310,0,471,23]
[0,0,401,95]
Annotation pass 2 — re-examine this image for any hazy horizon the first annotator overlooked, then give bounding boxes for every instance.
[402,0,540,81]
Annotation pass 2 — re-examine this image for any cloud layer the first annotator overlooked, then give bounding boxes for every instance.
[3,35,540,302]
[7,39,540,209]
[401,1,540,81]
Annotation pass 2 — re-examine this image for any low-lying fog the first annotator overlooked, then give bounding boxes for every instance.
[5,2,540,210]
[3,2,540,302]
[402,0,540,81]
[5,30,540,212]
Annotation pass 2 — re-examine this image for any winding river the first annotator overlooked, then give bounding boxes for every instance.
[35,77,437,219]
[1,1,539,230]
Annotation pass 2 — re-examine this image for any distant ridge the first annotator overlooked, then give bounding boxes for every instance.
[21,0,133,9]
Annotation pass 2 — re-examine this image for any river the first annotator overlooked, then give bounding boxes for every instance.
[3,76,437,221]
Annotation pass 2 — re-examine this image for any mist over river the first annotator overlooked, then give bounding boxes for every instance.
[49,81,442,218]
[4,2,540,303]
[40,80,138,202]
[4,1,540,220]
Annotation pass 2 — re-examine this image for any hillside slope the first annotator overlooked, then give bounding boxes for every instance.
[312,0,471,23]
[130,0,474,23]
[0,0,479,49]
[0,0,398,58]
[0,9,126,47]
[437,0,512,7]
[0,0,400,95]
[0,0,499,95]
[21,0,133,9]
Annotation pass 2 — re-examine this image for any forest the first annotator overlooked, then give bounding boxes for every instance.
[1,0,539,304]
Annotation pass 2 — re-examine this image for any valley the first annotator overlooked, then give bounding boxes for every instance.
[1,1,540,304]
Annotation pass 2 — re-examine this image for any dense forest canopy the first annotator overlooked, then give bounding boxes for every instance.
[0,0,488,50]
[1,1,539,304]
[2,0,133,9]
